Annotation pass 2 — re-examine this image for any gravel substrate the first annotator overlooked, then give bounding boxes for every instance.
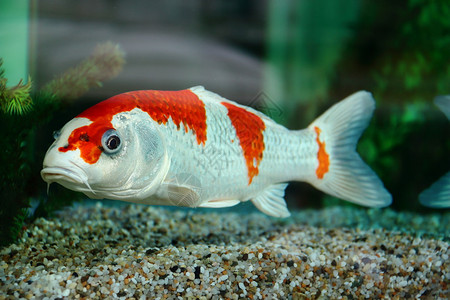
[1,202,449,299]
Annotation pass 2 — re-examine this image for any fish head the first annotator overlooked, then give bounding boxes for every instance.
[41,108,169,202]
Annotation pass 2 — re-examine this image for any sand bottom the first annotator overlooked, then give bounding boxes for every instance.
[1,202,449,299]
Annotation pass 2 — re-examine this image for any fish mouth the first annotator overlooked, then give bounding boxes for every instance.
[41,164,96,195]
[41,166,85,184]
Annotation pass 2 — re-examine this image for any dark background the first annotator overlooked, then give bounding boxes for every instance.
[32,0,450,211]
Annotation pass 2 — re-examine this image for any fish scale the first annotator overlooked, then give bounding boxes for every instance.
[41,86,392,217]
[159,89,314,202]
[158,96,251,202]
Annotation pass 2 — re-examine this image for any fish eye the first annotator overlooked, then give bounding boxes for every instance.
[101,129,122,154]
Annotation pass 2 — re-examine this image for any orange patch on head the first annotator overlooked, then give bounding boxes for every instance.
[59,125,109,164]
[59,89,207,164]
[221,102,265,184]
[314,126,329,179]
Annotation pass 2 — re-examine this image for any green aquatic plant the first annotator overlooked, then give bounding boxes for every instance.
[328,0,450,210]
[3,80,33,115]
[371,0,450,101]
[0,42,125,247]
[365,0,450,210]
[0,59,33,115]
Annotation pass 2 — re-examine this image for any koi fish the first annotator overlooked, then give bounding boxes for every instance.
[419,95,450,208]
[41,86,392,217]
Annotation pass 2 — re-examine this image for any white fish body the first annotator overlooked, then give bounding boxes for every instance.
[41,86,392,217]
[419,95,450,208]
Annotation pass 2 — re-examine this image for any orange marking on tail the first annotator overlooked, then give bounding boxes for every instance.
[59,90,207,164]
[314,126,329,179]
[221,102,265,184]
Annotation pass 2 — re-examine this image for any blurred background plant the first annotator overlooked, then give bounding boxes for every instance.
[263,0,449,211]
[0,43,125,246]
[338,0,450,211]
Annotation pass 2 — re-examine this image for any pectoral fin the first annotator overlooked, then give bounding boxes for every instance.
[164,173,203,207]
[251,183,290,218]
[199,199,240,208]
[166,184,202,207]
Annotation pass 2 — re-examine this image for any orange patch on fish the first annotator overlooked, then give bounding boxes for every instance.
[221,102,265,184]
[314,126,329,179]
[59,124,108,164]
[59,90,207,164]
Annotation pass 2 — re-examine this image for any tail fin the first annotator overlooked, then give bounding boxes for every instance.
[419,172,450,208]
[418,95,450,208]
[307,91,392,207]
[434,95,450,120]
